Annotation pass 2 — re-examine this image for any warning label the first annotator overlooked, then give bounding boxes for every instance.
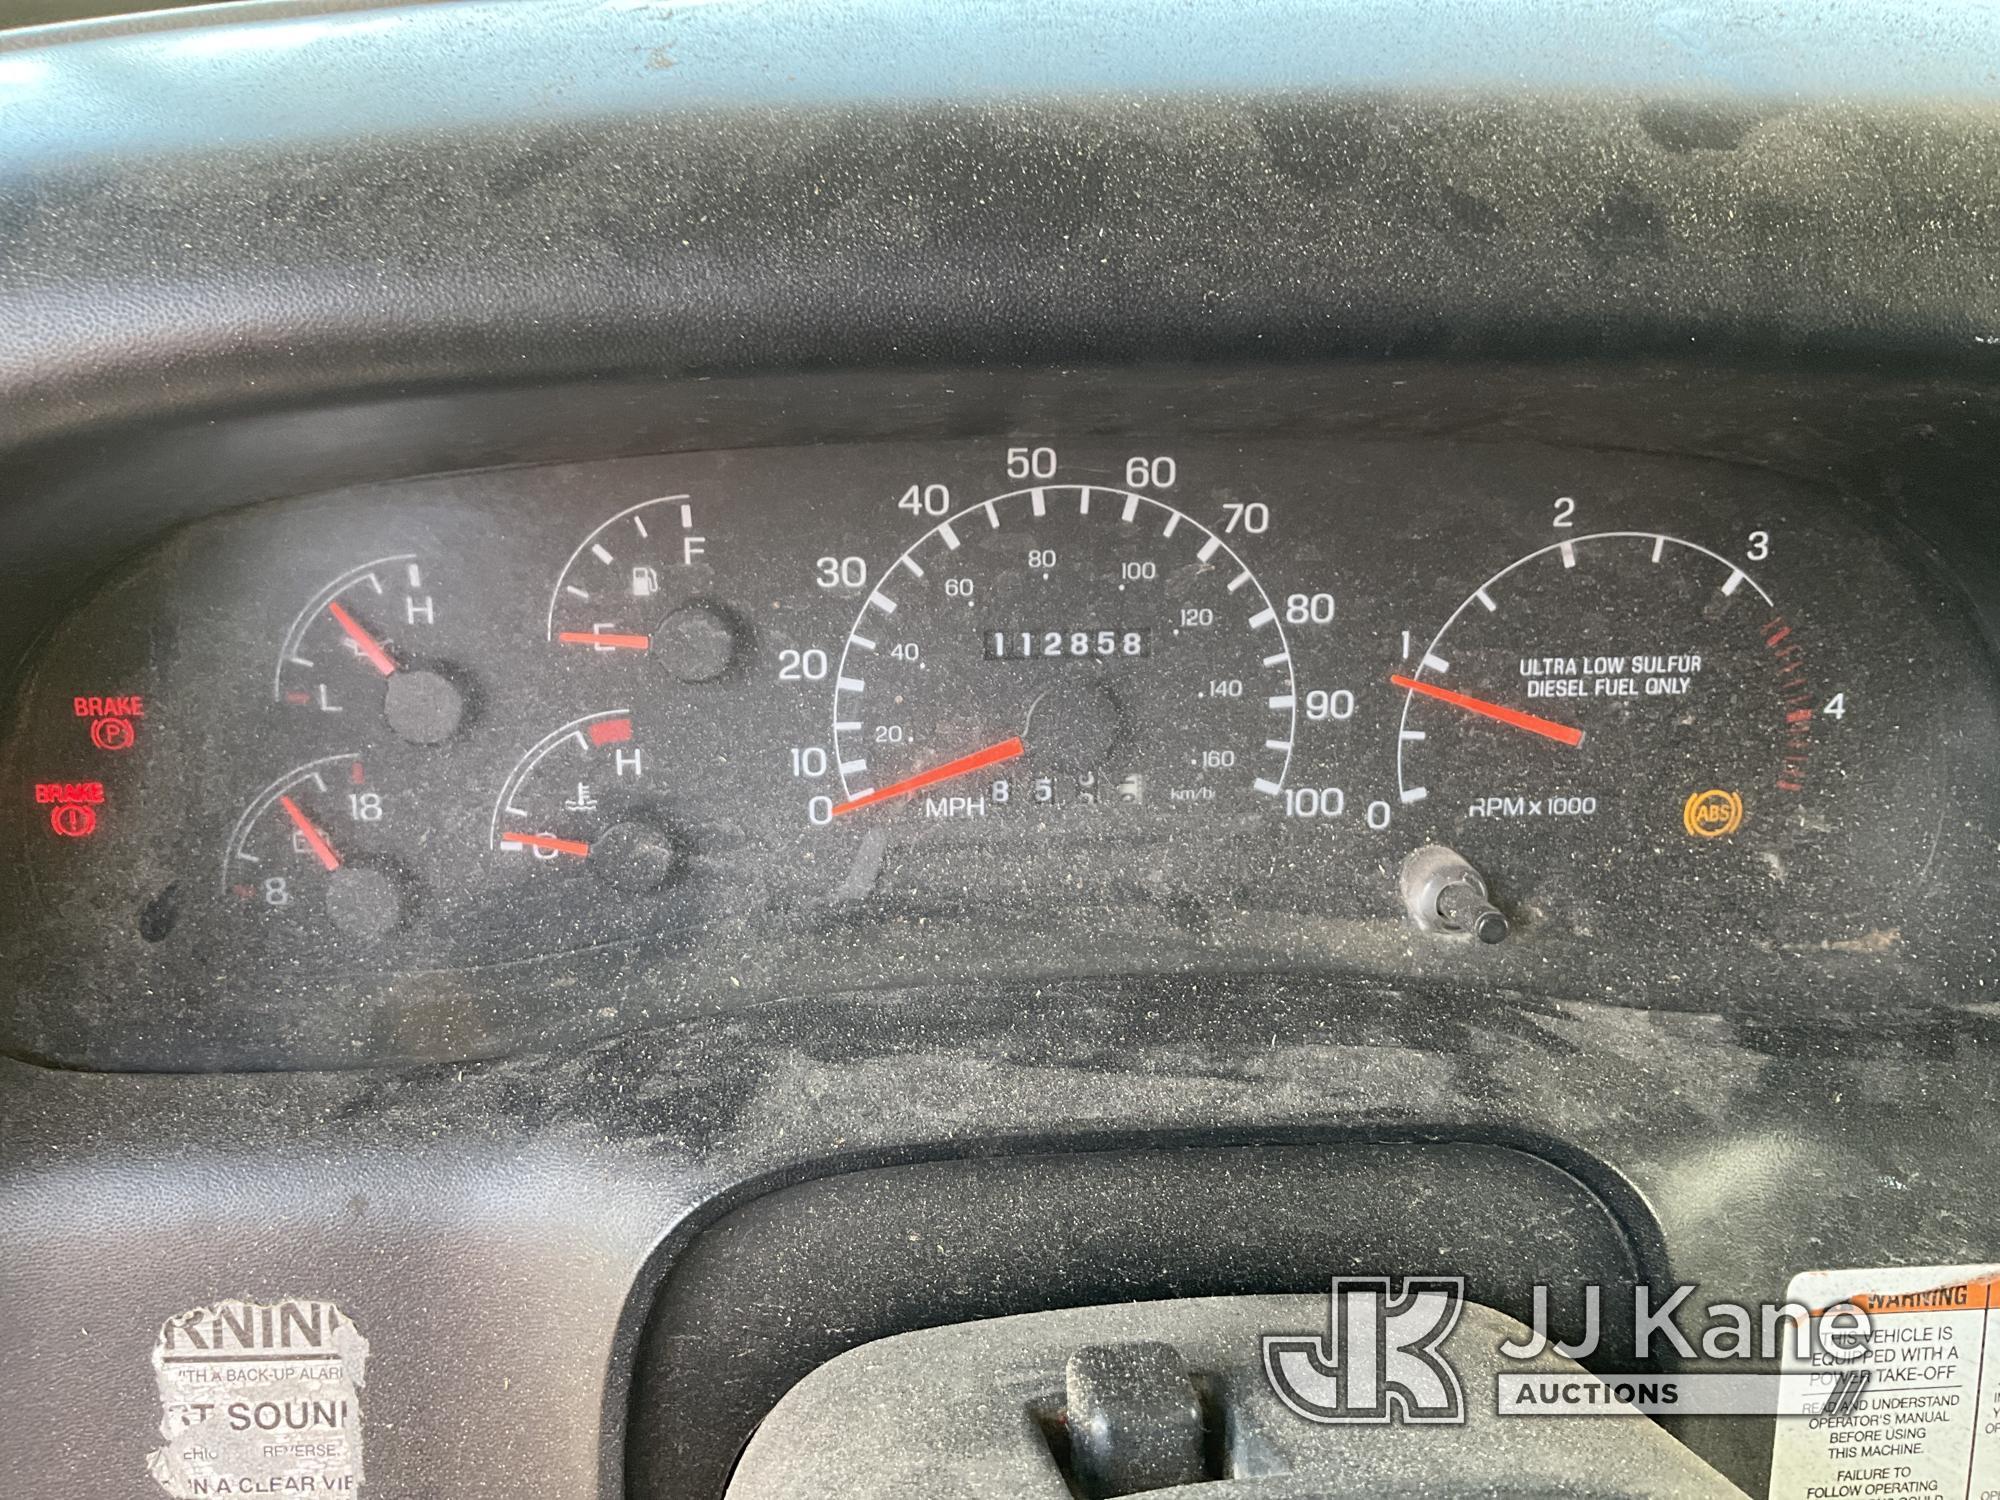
[146,1298,369,1498]
[1770,1263,2000,1500]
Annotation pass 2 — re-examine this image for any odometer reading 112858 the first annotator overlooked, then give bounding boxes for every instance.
[827,482,1298,823]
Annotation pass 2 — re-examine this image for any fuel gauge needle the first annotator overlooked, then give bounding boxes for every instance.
[279,794,343,871]
[829,736,1026,817]
[557,631,651,652]
[1391,674,1584,747]
[328,599,399,676]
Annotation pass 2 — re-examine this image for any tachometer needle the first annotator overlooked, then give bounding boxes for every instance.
[327,599,398,677]
[828,736,1027,817]
[557,631,651,652]
[1391,673,1585,747]
[279,794,343,871]
[502,832,592,858]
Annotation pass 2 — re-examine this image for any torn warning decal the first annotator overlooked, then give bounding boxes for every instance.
[147,1298,369,1498]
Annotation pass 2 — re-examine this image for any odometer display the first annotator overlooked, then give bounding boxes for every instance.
[829,484,1297,821]
[983,627,1150,660]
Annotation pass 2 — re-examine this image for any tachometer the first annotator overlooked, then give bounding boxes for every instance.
[1392,530,1813,913]
[828,484,1297,822]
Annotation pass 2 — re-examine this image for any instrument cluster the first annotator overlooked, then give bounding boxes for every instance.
[3,436,1993,1068]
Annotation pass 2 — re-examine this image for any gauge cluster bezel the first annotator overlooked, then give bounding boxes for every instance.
[2,398,1996,1072]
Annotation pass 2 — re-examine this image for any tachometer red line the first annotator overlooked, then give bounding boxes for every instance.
[279,794,343,871]
[327,599,398,676]
[558,631,651,651]
[828,736,1026,817]
[502,831,591,858]
[1391,673,1584,748]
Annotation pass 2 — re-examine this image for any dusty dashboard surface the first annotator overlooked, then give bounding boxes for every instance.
[12,0,2000,1494]
[3,434,1991,1070]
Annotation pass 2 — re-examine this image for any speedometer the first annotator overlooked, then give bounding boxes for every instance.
[827,483,1298,823]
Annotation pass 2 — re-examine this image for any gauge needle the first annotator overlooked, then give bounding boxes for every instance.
[558,631,651,651]
[327,599,398,676]
[279,794,343,871]
[502,832,592,858]
[1391,673,1585,748]
[829,736,1027,817]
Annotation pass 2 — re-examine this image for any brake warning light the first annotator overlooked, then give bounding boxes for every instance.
[73,694,145,752]
[34,781,104,838]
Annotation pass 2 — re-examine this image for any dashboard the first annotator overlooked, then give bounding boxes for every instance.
[4,434,1992,1069]
[9,3,2000,1498]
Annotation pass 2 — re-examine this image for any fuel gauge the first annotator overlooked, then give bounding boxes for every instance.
[548,497,741,683]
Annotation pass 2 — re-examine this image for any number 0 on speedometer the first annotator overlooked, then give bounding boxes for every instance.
[829,484,1298,820]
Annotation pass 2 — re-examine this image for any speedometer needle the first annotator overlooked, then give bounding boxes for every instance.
[328,599,398,676]
[1391,673,1585,747]
[828,736,1026,817]
[279,794,343,871]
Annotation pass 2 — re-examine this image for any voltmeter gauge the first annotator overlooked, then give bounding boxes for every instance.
[489,710,681,892]
[274,555,465,744]
[222,754,410,940]
[547,497,739,683]
[1392,530,1815,915]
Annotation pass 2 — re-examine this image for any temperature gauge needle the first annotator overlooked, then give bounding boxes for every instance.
[829,736,1026,817]
[279,794,343,871]
[1391,673,1585,748]
[327,599,399,677]
[502,832,592,858]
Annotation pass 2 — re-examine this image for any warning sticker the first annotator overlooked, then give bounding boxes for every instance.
[1770,1263,2000,1500]
[146,1298,369,1498]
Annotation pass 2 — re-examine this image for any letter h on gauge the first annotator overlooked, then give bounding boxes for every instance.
[1262,1276,1467,1425]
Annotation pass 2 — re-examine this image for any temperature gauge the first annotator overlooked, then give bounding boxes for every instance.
[222,754,408,940]
[275,555,465,744]
[489,710,681,892]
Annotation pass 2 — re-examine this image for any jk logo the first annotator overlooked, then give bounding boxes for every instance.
[1262,1276,1467,1425]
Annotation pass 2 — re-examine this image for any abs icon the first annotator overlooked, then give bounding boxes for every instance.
[1263,1276,1466,1425]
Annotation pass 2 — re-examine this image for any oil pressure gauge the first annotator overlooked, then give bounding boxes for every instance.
[274,554,465,744]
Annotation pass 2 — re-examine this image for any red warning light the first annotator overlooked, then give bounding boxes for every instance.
[72,695,145,719]
[49,803,97,838]
[73,695,144,752]
[35,781,104,805]
[37,782,105,838]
